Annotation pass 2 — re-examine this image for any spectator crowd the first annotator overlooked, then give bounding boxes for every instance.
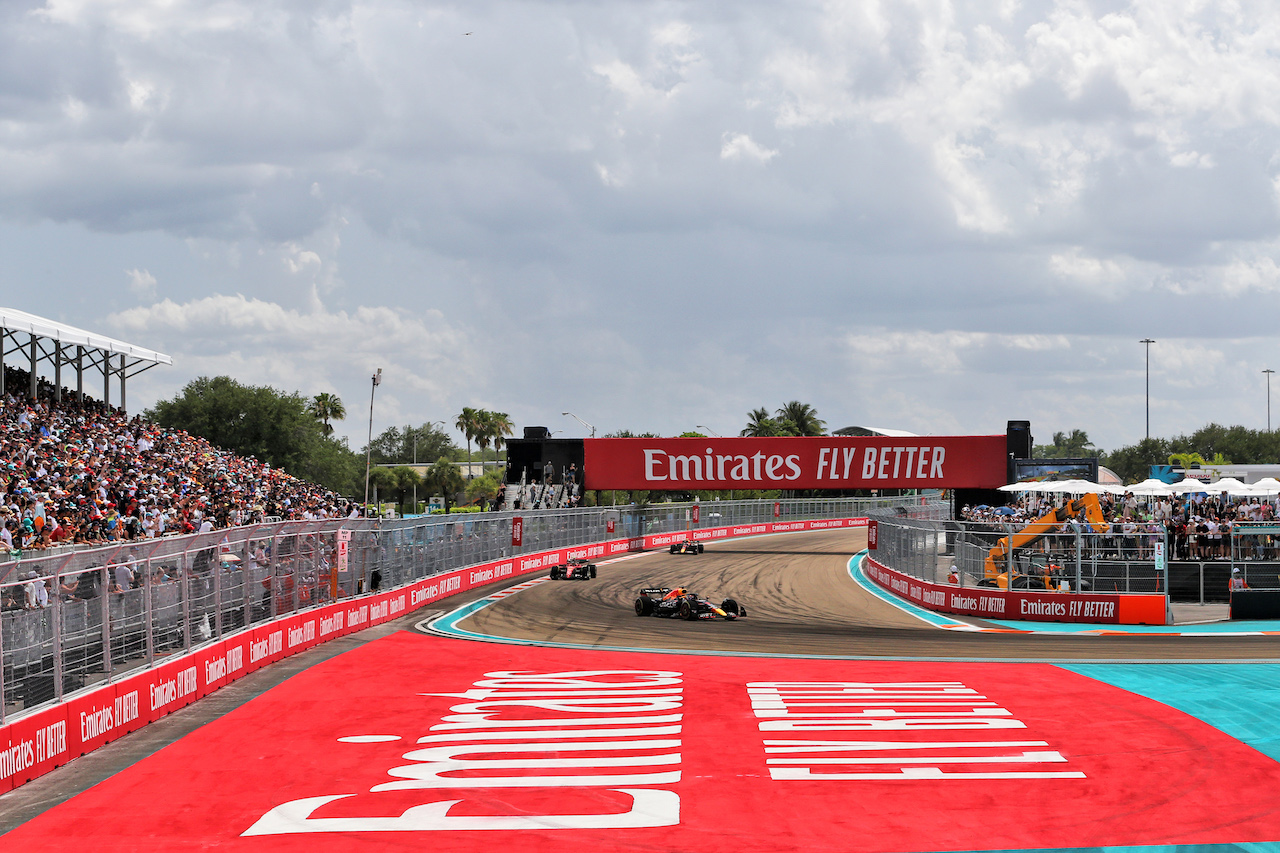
[963,489,1280,562]
[0,365,358,557]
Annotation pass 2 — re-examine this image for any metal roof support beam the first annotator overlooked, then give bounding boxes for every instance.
[29,335,37,400]
[54,341,62,404]
[76,346,84,405]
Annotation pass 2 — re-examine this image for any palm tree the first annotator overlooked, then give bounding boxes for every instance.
[455,407,481,478]
[741,407,779,437]
[486,410,514,469]
[308,392,346,436]
[423,458,465,512]
[776,401,825,436]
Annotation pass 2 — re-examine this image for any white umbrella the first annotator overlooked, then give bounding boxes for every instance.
[997,481,1046,492]
[1244,477,1280,495]
[1039,479,1126,495]
[1124,478,1174,496]
[1206,477,1251,495]
[1168,478,1209,494]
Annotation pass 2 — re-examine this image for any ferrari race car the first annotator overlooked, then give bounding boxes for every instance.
[669,540,704,554]
[549,557,597,580]
[634,586,745,620]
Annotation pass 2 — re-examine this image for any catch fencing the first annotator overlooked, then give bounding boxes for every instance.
[876,517,1167,595]
[1,495,935,725]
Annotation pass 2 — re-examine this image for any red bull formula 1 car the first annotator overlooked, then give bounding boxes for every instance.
[634,586,745,620]
[669,540,704,554]
[549,557,597,580]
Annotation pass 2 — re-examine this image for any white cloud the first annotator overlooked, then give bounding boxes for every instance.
[124,267,158,300]
[720,132,777,163]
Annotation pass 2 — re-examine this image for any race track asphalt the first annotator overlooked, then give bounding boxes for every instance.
[448,527,1280,661]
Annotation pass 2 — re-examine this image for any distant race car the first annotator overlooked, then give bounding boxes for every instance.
[669,540,704,554]
[549,557,597,580]
[634,586,745,620]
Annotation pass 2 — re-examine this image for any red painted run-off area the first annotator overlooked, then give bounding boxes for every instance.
[5,634,1280,853]
[863,558,1169,625]
[0,517,866,793]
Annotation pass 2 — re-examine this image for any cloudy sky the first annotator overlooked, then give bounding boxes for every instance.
[3,0,1280,455]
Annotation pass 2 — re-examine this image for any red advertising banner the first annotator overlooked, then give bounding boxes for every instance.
[692,504,700,523]
[863,558,1167,625]
[511,516,523,547]
[606,518,615,534]
[867,518,878,550]
[583,435,1007,490]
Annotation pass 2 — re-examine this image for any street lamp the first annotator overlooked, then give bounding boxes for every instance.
[562,411,595,438]
[1139,339,1155,439]
[363,368,382,516]
[696,425,721,437]
[1265,369,1276,432]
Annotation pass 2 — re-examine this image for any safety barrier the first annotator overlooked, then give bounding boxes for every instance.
[0,496,915,793]
[866,516,1169,625]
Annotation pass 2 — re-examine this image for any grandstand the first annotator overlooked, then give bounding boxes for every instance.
[0,309,355,565]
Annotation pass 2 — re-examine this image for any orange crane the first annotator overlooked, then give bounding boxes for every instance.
[982,494,1109,589]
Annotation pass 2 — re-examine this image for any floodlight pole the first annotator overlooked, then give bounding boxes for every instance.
[1140,339,1155,439]
[1266,369,1275,432]
[363,368,382,516]
[696,425,721,437]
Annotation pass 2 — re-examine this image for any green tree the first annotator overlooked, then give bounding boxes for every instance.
[423,458,465,512]
[366,466,397,510]
[1101,437,1172,484]
[307,392,346,436]
[1034,429,1099,458]
[146,376,360,493]
[455,407,482,478]
[368,423,455,466]
[482,410,514,470]
[740,408,787,437]
[776,401,825,437]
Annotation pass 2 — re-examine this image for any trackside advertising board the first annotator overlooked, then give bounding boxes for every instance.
[863,558,1168,625]
[582,435,1008,491]
[0,517,867,793]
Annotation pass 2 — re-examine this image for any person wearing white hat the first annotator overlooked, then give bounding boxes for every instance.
[1229,567,1248,593]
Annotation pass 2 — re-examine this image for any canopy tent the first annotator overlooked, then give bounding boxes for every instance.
[0,307,171,412]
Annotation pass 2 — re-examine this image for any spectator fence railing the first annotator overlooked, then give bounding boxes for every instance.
[876,516,1168,595]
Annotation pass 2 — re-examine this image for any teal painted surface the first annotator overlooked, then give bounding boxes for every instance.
[1062,663,1280,763]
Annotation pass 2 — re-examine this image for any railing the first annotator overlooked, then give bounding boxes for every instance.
[1,495,938,723]
[876,517,1167,594]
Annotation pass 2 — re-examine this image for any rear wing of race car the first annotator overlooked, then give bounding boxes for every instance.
[639,587,670,596]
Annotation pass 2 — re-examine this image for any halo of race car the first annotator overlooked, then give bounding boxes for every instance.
[634,586,745,620]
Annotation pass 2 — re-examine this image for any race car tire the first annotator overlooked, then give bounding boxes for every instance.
[549,567,561,580]
[669,544,678,554]
[697,543,705,553]
[678,597,695,621]
[635,597,653,617]
[721,598,740,617]
[590,566,597,578]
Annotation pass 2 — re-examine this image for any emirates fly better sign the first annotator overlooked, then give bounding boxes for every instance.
[582,436,1007,491]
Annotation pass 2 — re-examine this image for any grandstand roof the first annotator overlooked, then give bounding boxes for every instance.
[0,307,172,365]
